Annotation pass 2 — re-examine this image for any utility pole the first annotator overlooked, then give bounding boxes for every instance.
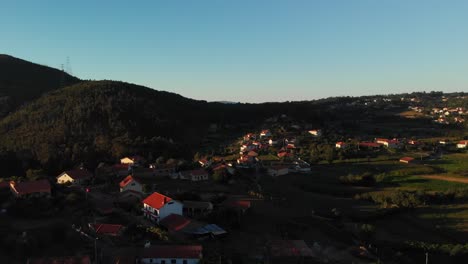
[425,252,429,264]
[94,237,98,264]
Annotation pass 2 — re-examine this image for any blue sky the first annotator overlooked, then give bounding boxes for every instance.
[1,0,468,102]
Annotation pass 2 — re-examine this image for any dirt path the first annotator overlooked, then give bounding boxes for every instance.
[421,174,468,184]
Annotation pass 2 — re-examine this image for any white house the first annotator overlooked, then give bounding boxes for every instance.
[179,169,209,181]
[139,245,203,264]
[56,169,92,185]
[120,155,144,165]
[308,129,322,136]
[142,192,183,223]
[119,175,143,193]
[260,129,272,138]
[267,166,289,177]
[376,138,400,148]
[457,140,468,149]
[335,142,347,149]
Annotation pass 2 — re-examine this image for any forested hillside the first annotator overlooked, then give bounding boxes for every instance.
[0,54,80,116]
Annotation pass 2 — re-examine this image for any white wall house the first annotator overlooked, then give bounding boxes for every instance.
[457,140,468,149]
[139,245,202,264]
[143,192,183,223]
[308,129,322,136]
[56,169,92,185]
[119,175,143,193]
[260,129,272,138]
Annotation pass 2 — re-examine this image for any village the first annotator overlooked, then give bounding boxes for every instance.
[1,109,467,264]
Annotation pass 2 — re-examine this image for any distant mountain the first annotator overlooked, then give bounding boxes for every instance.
[0,54,80,116]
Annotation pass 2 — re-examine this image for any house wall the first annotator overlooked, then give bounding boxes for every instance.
[140,257,200,264]
[143,203,159,222]
[57,174,75,184]
[190,174,209,181]
[120,181,143,193]
[159,201,183,220]
[120,158,134,164]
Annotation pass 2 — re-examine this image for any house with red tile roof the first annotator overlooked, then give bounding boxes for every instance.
[56,168,92,185]
[159,213,192,232]
[308,129,322,136]
[359,142,381,149]
[400,157,415,164]
[142,192,183,223]
[376,138,400,148]
[10,179,51,198]
[119,175,143,193]
[457,140,468,149]
[140,245,203,264]
[90,223,125,236]
[335,142,347,149]
[260,129,272,138]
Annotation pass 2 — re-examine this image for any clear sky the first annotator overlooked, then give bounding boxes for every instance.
[1,0,468,103]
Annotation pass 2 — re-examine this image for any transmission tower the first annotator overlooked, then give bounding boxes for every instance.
[66,56,73,75]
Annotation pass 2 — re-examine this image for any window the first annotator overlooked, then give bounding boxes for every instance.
[171,260,176,264]
[183,260,188,264]
[161,261,165,264]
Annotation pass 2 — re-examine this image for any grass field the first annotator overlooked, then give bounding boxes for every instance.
[428,153,468,176]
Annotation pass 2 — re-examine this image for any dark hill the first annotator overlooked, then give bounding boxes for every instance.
[0,80,214,170]
[0,54,80,116]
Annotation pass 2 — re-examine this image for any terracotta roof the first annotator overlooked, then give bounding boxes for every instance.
[27,255,91,264]
[119,175,139,188]
[400,157,415,162]
[359,142,381,148]
[61,169,92,180]
[91,223,124,236]
[212,164,227,171]
[248,150,259,157]
[277,152,292,158]
[10,179,51,196]
[159,214,192,232]
[143,192,172,210]
[459,140,468,144]
[141,245,202,259]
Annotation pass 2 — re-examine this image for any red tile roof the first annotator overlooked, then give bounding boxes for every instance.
[359,142,381,148]
[10,179,51,196]
[159,214,192,232]
[141,245,202,259]
[91,223,124,236]
[400,157,415,162]
[119,175,139,188]
[459,140,468,145]
[143,192,172,210]
[62,169,92,180]
[27,255,91,264]
[212,164,227,171]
